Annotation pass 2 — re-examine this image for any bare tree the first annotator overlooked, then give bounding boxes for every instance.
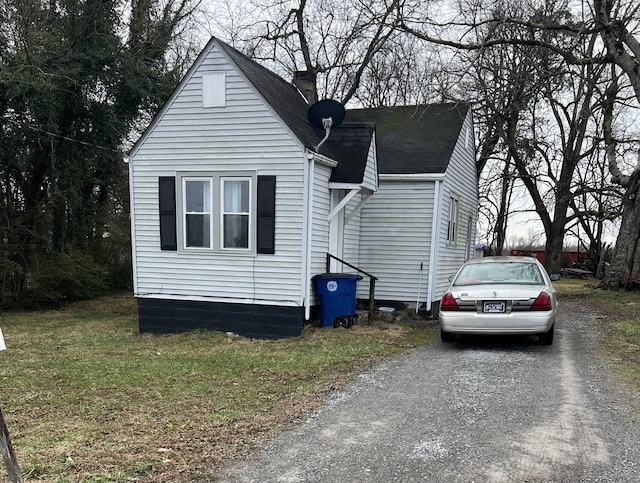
[354,36,443,107]
[213,0,420,104]
[450,2,609,272]
[601,64,640,286]
[477,150,518,254]
[397,0,639,281]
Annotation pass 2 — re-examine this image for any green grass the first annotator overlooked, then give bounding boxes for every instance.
[554,277,640,388]
[0,296,435,482]
[2,282,637,482]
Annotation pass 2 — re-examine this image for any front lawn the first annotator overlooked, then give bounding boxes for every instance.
[0,296,434,482]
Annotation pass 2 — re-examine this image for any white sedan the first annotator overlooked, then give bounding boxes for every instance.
[439,256,559,345]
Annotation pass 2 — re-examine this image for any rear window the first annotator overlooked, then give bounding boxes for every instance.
[454,262,544,286]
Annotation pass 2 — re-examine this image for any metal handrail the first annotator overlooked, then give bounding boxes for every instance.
[325,253,377,323]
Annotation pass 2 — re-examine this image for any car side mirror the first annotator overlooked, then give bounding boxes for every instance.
[550,273,561,281]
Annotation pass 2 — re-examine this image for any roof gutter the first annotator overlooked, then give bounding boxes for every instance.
[308,152,338,168]
[379,173,445,181]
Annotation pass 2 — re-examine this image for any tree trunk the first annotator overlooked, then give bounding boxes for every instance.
[545,225,565,274]
[494,160,513,256]
[601,170,640,288]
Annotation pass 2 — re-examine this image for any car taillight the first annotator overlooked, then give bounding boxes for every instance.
[531,292,552,311]
[440,292,459,311]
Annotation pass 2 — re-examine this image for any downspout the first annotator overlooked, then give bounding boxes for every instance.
[125,156,138,296]
[304,154,316,321]
[426,180,442,312]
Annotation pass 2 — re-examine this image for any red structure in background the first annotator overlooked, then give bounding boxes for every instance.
[509,249,583,268]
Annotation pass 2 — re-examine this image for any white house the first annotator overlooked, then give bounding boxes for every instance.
[128,36,478,338]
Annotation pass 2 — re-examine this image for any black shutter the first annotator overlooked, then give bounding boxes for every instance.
[159,177,177,251]
[257,176,276,254]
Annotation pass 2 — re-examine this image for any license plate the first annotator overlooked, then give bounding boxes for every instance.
[483,301,505,313]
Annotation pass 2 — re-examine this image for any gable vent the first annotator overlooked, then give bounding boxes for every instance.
[203,72,226,108]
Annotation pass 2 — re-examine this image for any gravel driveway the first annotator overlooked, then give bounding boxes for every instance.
[215,300,640,482]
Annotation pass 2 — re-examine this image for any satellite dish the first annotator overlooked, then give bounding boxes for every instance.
[308,99,346,130]
[307,99,346,151]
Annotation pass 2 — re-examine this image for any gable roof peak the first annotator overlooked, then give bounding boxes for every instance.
[213,37,332,153]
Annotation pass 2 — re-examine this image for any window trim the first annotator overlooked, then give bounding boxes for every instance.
[176,171,257,254]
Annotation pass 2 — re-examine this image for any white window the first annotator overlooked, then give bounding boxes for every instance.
[465,215,473,259]
[178,172,255,253]
[184,178,212,248]
[222,178,251,249]
[447,196,459,244]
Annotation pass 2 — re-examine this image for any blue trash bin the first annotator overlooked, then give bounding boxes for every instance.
[313,273,363,328]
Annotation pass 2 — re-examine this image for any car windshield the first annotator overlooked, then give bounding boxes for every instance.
[454,262,545,286]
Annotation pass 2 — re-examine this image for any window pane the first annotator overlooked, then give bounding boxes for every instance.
[186,214,210,247]
[224,180,250,213]
[186,180,210,212]
[223,214,249,248]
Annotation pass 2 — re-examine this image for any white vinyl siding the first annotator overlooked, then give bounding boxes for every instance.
[435,110,478,300]
[343,193,362,270]
[357,181,435,303]
[362,135,378,192]
[306,163,332,306]
[130,42,307,306]
[356,110,477,307]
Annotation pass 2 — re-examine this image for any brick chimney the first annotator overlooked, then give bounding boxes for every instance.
[293,71,318,105]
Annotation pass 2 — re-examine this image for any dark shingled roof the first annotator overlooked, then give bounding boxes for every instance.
[217,38,470,179]
[323,123,376,183]
[345,104,471,174]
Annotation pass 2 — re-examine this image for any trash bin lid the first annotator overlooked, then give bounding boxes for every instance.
[313,273,363,280]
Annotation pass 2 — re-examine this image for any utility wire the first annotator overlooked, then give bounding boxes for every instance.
[3,117,123,154]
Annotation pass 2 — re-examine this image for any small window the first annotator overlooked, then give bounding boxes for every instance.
[465,215,473,259]
[447,197,459,244]
[202,72,226,108]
